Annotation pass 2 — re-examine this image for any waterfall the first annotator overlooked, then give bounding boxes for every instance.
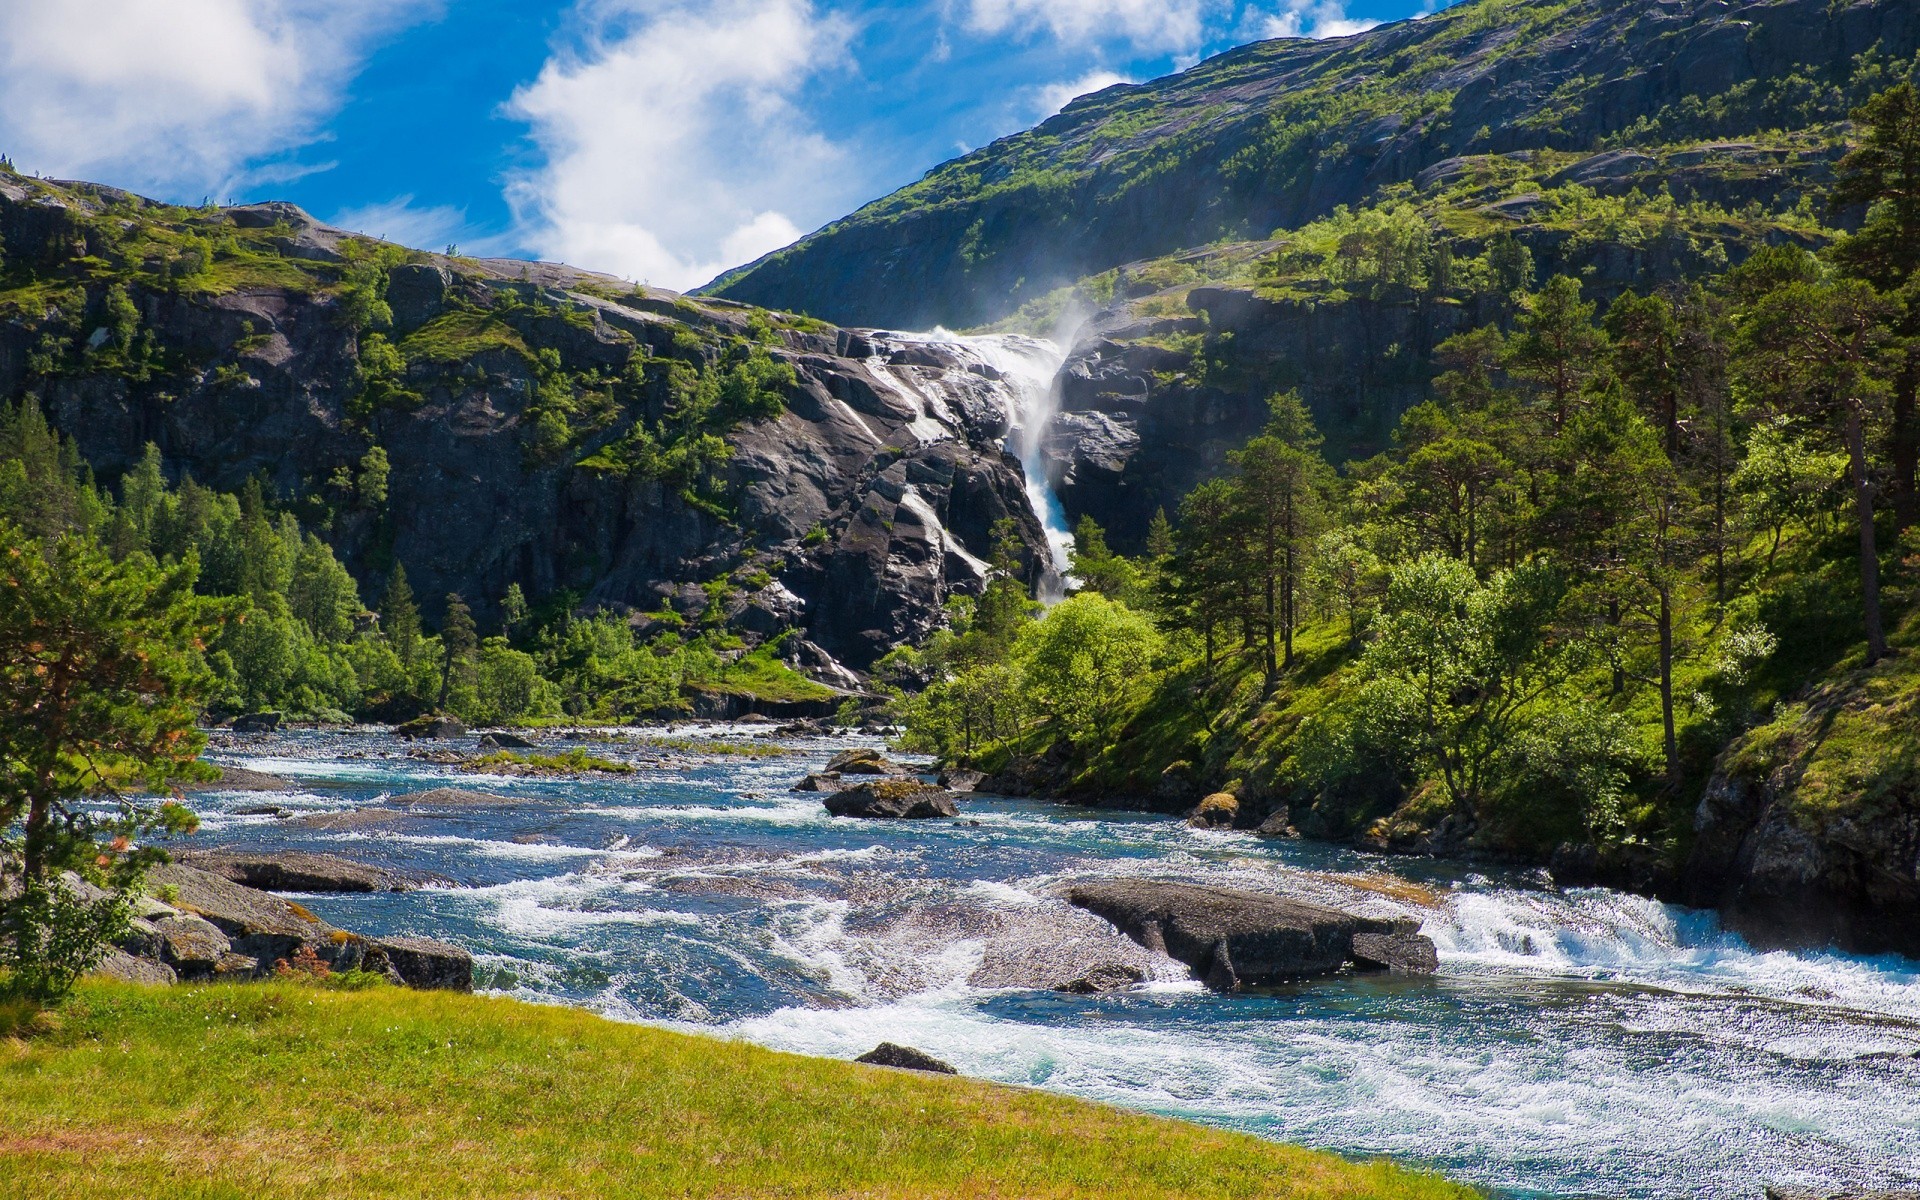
[872,329,1075,602]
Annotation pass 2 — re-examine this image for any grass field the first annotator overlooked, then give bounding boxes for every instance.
[0,981,1478,1199]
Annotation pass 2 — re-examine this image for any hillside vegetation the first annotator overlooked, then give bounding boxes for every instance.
[0,981,1474,1200]
[712,0,1919,329]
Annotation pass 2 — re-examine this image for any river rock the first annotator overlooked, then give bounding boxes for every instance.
[824,780,959,819]
[1064,880,1435,990]
[390,788,519,808]
[363,936,473,991]
[179,849,417,893]
[286,807,418,832]
[394,714,468,739]
[1187,793,1239,828]
[826,748,905,776]
[229,712,282,734]
[479,731,537,749]
[1351,931,1441,974]
[791,772,844,793]
[938,767,985,792]
[1055,964,1147,994]
[855,1042,958,1074]
[201,765,295,792]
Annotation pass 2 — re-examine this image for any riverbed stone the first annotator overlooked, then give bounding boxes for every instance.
[1055,964,1147,994]
[391,787,520,808]
[201,765,295,792]
[938,767,985,792]
[479,731,537,749]
[824,779,959,819]
[229,712,282,734]
[394,714,468,739]
[1187,793,1239,828]
[1064,879,1434,990]
[826,748,906,776]
[791,772,844,793]
[1351,931,1441,974]
[855,1042,957,1074]
[180,849,417,893]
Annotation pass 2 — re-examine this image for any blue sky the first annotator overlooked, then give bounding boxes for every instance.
[0,0,1448,291]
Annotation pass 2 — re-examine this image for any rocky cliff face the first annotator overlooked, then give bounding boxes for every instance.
[1684,670,1920,958]
[712,0,1916,330]
[0,178,1049,673]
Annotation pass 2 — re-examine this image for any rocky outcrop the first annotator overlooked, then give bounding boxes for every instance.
[479,731,537,749]
[1351,931,1441,974]
[1684,679,1920,957]
[178,849,420,893]
[824,780,960,819]
[130,861,474,990]
[1187,793,1239,829]
[826,748,906,775]
[1064,879,1436,990]
[394,714,468,739]
[229,712,282,733]
[0,180,1055,676]
[390,787,519,808]
[854,1043,957,1074]
[1055,964,1146,994]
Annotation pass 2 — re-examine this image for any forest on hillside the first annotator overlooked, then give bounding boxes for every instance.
[885,85,1920,881]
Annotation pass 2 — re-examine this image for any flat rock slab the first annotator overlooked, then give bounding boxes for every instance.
[1065,879,1434,990]
[855,1042,957,1074]
[391,788,520,808]
[286,808,419,832]
[90,948,178,986]
[200,765,295,792]
[180,849,417,893]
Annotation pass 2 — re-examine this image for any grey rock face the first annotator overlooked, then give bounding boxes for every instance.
[824,780,960,819]
[1064,879,1435,989]
[854,1042,958,1074]
[149,862,340,966]
[180,849,418,893]
[153,914,232,980]
[0,183,1056,680]
[91,948,178,986]
[1351,931,1441,974]
[364,936,473,991]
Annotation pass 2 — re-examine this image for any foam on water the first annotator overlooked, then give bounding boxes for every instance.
[188,730,1920,1199]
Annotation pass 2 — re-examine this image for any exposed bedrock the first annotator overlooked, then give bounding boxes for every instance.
[1064,879,1435,990]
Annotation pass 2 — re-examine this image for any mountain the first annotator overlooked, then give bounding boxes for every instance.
[0,176,1052,680]
[711,0,1918,331]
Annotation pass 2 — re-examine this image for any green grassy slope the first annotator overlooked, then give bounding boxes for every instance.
[0,982,1474,1200]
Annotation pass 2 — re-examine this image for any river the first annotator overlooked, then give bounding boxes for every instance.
[190,726,1920,1199]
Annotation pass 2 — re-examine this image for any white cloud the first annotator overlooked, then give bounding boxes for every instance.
[505,0,853,291]
[329,195,516,258]
[966,0,1226,52]
[0,0,433,196]
[1254,1,1380,40]
[1032,70,1132,120]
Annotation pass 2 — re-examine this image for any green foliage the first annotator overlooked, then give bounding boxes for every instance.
[0,520,220,1001]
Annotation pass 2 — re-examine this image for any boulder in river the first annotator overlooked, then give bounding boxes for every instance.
[479,731,537,749]
[149,862,340,967]
[180,849,418,893]
[791,772,844,793]
[826,748,906,776]
[1064,879,1436,990]
[393,714,468,739]
[1351,930,1441,974]
[855,1042,958,1074]
[1055,964,1147,994]
[200,765,295,792]
[229,712,282,734]
[938,767,985,792]
[824,780,959,819]
[1187,793,1239,828]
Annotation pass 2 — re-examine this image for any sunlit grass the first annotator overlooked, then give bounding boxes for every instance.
[0,981,1479,1200]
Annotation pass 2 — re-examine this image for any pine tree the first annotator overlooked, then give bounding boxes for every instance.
[437,593,479,711]
[383,563,421,670]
